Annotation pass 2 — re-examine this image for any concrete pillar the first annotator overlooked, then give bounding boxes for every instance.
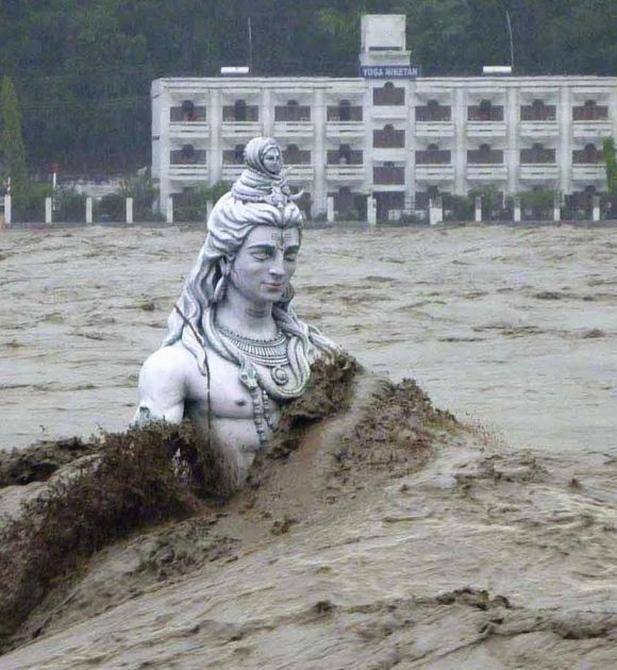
[513,196,521,223]
[429,197,443,226]
[454,88,466,196]
[209,89,221,185]
[592,195,601,222]
[553,193,561,222]
[313,88,326,216]
[126,197,133,224]
[86,197,93,224]
[45,197,53,224]
[262,87,273,136]
[166,196,174,224]
[506,87,519,197]
[4,195,11,226]
[367,195,377,226]
[326,196,335,223]
[475,195,482,222]
[559,87,572,197]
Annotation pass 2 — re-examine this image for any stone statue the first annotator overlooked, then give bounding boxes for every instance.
[134,137,337,487]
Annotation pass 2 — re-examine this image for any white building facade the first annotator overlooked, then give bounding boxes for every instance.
[151,14,617,219]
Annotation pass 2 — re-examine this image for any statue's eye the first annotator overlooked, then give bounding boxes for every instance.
[251,248,273,260]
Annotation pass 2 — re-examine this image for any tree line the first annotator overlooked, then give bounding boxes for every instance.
[1,0,617,176]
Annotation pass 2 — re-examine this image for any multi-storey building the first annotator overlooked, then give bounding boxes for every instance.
[151,14,617,220]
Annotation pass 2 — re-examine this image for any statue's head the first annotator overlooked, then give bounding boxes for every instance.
[164,137,306,365]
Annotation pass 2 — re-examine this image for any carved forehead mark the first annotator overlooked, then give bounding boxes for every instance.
[269,229,297,250]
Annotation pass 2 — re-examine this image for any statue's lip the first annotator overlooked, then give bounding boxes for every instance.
[263,281,284,289]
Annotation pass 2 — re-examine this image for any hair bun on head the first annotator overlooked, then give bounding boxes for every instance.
[231,136,302,208]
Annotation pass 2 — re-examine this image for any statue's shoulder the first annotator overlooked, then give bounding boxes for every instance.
[139,342,205,397]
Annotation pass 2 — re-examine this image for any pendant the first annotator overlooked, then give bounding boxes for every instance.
[271,366,289,385]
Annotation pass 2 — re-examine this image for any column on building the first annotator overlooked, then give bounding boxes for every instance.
[559,85,572,197]
[406,81,417,212]
[209,88,222,185]
[313,87,327,216]
[506,85,519,196]
[156,84,172,208]
[454,87,466,196]
[262,87,273,137]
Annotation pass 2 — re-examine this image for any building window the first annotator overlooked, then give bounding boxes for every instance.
[415,99,452,122]
[416,144,451,165]
[573,99,609,121]
[373,124,405,148]
[170,144,206,165]
[373,82,405,106]
[170,102,206,122]
[468,99,504,122]
[520,143,556,164]
[326,146,363,165]
[234,144,245,163]
[521,99,556,121]
[573,143,602,164]
[327,101,363,121]
[222,101,259,122]
[282,144,311,164]
[275,100,311,122]
[467,144,504,164]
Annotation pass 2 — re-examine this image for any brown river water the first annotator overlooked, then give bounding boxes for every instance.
[1,223,615,456]
[1,223,617,669]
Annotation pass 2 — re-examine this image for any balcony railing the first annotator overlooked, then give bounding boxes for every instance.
[520,105,556,121]
[415,165,455,182]
[373,166,405,185]
[520,165,559,181]
[415,121,455,138]
[468,106,504,121]
[571,165,606,181]
[373,129,405,149]
[222,106,259,122]
[327,106,363,121]
[373,88,405,106]
[275,106,311,122]
[168,165,209,179]
[326,165,365,181]
[415,106,451,122]
[520,148,556,164]
[168,121,210,138]
[415,150,451,165]
[327,150,363,165]
[467,149,504,164]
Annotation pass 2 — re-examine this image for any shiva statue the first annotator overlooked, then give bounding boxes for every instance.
[134,137,337,488]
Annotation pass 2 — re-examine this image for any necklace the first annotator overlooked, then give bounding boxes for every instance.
[217,324,291,385]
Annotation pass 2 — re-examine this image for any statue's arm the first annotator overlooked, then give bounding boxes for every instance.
[132,346,191,426]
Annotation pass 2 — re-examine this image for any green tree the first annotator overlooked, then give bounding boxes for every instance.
[603,138,617,195]
[0,76,27,193]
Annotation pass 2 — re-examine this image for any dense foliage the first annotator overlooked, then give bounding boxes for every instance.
[0,0,616,174]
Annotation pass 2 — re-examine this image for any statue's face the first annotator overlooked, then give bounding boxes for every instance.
[261,146,282,175]
[229,225,300,305]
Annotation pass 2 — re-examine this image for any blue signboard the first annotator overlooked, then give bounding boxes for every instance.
[360,65,421,79]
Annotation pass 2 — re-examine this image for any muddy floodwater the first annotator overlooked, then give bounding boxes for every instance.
[1,223,615,455]
[2,223,617,670]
